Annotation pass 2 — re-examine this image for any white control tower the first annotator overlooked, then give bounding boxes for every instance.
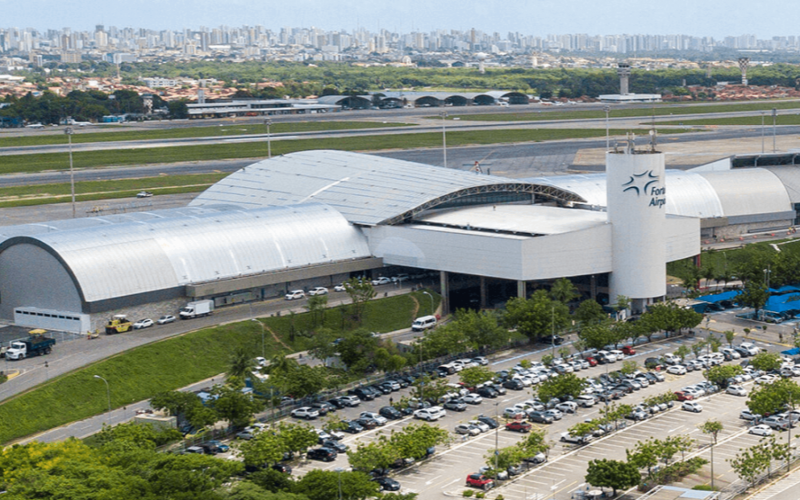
[606,137,667,313]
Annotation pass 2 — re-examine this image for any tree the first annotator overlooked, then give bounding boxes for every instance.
[729,445,770,487]
[229,346,258,386]
[410,375,450,404]
[237,431,287,468]
[674,345,691,362]
[211,385,265,429]
[708,335,722,353]
[691,341,706,360]
[345,278,376,324]
[724,330,736,347]
[536,372,587,402]
[612,295,631,315]
[223,481,306,499]
[305,295,328,327]
[699,420,724,490]
[750,352,782,372]
[337,329,380,372]
[347,436,398,473]
[517,429,550,457]
[451,309,519,351]
[549,278,579,304]
[627,439,659,475]
[575,299,607,326]
[704,364,743,388]
[458,366,496,388]
[620,360,638,375]
[276,422,319,455]
[389,423,450,461]
[578,323,614,350]
[739,283,770,318]
[584,459,641,496]
[150,390,205,423]
[94,421,182,449]
[269,356,328,398]
[504,290,570,340]
[558,346,572,359]
[293,469,379,500]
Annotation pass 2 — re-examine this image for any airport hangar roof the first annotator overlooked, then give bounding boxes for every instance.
[526,167,793,220]
[0,203,370,304]
[189,150,586,226]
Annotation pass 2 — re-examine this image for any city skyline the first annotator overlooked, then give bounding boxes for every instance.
[1,0,800,39]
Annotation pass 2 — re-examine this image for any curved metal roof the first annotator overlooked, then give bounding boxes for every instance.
[1,203,370,303]
[525,171,726,218]
[190,150,585,226]
[697,168,792,217]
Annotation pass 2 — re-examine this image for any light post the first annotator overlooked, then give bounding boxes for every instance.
[494,402,500,477]
[439,111,448,168]
[764,266,771,289]
[772,108,778,153]
[335,467,344,500]
[94,375,111,425]
[264,118,272,159]
[604,105,610,150]
[761,111,766,153]
[65,127,76,218]
[551,305,556,359]
[422,291,434,316]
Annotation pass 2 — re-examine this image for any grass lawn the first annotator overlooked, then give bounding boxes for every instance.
[0,173,228,208]
[0,290,439,445]
[657,114,800,126]
[0,121,414,148]
[440,101,800,122]
[0,128,692,174]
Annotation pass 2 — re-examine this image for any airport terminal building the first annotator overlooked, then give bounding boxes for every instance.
[0,148,798,333]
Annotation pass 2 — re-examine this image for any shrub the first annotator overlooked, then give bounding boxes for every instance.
[475,493,485,499]
[462,490,474,497]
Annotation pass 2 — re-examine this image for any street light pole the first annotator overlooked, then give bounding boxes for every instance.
[761,111,766,153]
[551,305,556,359]
[251,318,265,359]
[265,118,272,158]
[440,111,448,168]
[772,108,778,153]
[65,127,76,218]
[335,468,344,500]
[94,375,111,425]
[604,105,610,151]
[494,402,500,476]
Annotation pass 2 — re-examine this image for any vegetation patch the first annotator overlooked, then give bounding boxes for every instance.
[0,292,432,445]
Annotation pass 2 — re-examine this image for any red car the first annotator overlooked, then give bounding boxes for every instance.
[466,474,494,490]
[621,345,636,355]
[506,421,532,433]
[585,357,598,367]
[674,391,693,401]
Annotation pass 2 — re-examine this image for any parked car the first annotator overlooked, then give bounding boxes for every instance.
[740,409,760,421]
[371,277,392,286]
[374,476,401,492]
[290,407,319,420]
[307,447,337,462]
[560,432,593,445]
[444,399,468,412]
[379,406,404,420]
[477,415,499,429]
[343,420,365,434]
[666,365,687,375]
[527,410,554,424]
[285,290,305,300]
[271,463,292,474]
[726,385,747,396]
[133,318,154,329]
[157,315,176,325]
[762,416,791,431]
[360,411,388,426]
[414,407,446,421]
[308,287,328,296]
[506,421,533,433]
[464,393,483,404]
[455,423,481,436]
[466,474,494,490]
[682,401,703,413]
[555,401,578,414]
[749,424,774,436]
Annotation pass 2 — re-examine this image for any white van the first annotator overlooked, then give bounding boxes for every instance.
[411,315,437,331]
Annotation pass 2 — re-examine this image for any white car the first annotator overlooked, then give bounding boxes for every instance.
[333,283,347,292]
[291,407,319,420]
[309,287,328,296]
[136,191,153,198]
[666,365,687,375]
[391,274,409,283]
[740,343,760,355]
[504,408,526,419]
[285,290,305,300]
[726,385,747,396]
[749,424,773,436]
[472,356,489,366]
[133,318,153,329]
[555,401,578,414]
[156,315,176,325]
[682,402,703,413]
[371,277,392,286]
[455,423,480,436]
[464,393,483,404]
[609,350,625,360]
[414,407,446,421]
[469,420,490,432]
[597,350,617,363]
[360,411,388,426]
[755,374,779,385]
[721,348,741,359]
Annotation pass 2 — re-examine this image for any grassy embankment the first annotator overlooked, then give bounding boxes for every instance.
[443,101,800,122]
[0,291,439,445]
[0,127,692,175]
[0,121,414,147]
[658,114,800,126]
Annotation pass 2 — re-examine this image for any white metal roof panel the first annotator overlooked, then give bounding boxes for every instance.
[419,205,607,235]
[698,168,791,217]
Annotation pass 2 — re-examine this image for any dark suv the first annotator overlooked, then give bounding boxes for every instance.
[307,447,337,462]
[348,388,375,401]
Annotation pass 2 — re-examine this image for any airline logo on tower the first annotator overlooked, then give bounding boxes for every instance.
[622,170,666,208]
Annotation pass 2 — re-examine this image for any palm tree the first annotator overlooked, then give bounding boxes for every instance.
[228,346,256,380]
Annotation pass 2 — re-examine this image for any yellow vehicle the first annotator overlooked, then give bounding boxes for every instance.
[105,314,133,334]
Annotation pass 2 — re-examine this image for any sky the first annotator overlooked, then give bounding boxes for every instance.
[1,0,798,39]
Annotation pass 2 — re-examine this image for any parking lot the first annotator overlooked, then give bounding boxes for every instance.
[227,335,791,499]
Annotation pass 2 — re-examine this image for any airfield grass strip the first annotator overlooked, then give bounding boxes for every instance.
[442,101,800,122]
[0,121,414,148]
[0,128,691,174]
[0,173,228,208]
[657,114,800,126]
[0,291,438,445]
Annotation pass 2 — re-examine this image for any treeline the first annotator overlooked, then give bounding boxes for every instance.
[15,61,800,98]
[0,89,189,123]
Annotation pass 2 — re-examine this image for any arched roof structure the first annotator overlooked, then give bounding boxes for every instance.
[190,150,586,226]
[0,203,370,304]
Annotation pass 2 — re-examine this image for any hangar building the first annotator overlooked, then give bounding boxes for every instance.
[0,148,796,333]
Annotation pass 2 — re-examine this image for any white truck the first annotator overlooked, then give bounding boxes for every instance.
[179,300,214,319]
